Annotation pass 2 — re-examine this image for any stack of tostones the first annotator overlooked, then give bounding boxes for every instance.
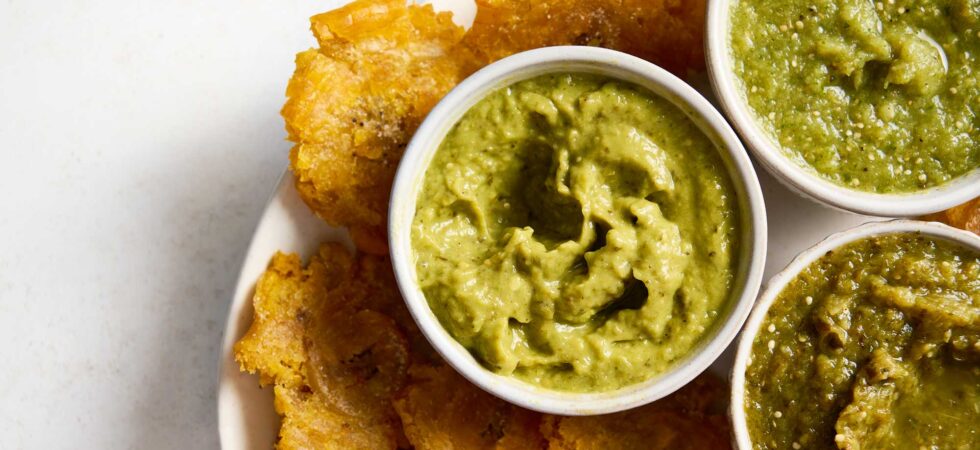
[239,0,734,448]
[236,243,732,449]
[393,364,547,449]
[281,0,706,255]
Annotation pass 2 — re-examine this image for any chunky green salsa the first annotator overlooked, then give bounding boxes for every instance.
[731,0,980,192]
[745,233,980,450]
[411,73,740,392]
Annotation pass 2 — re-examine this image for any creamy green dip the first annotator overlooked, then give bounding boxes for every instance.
[731,0,980,192]
[745,233,980,450]
[411,73,740,392]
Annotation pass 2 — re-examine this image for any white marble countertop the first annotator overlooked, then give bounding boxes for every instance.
[0,1,344,448]
[1,1,888,449]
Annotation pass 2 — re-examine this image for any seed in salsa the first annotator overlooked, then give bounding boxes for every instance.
[411,73,740,392]
[744,233,980,450]
[731,0,980,193]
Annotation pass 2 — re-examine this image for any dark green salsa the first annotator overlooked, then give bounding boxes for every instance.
[731,0,980,192]
[745,233,980,450]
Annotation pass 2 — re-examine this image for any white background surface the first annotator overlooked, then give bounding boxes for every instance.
[1,1,879,449]
[0,1,345,448]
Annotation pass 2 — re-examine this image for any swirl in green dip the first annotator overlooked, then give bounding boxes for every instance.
[411,73,740,392]
[731,0,980,192]
[745,233,980,450]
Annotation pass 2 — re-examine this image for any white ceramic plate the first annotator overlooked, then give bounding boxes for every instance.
[215,2,887,448]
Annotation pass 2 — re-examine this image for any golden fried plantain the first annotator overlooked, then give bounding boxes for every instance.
[282,0,469,254]
[235,244,428,449]
[282,0,707,255]
[464,0,706,74]
[394,364,547,450]
[234,246,348,388]
[541,374,732,450]
[923,198,980,235]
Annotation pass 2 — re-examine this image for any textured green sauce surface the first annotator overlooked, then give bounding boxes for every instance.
[745,233,980,450]
[411,73,740,392]
[731,0,980,192]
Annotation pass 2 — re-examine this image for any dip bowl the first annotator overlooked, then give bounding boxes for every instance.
[389,46,768,415]
[729,219,980,448]
[706,0,980,217]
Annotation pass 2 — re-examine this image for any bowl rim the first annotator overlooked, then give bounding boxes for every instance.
[388,45,768,415]
[729,219,980,449]
[705,0,980,217]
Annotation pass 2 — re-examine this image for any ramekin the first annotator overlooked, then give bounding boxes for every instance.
[730,219,980,448]
[706,0,980,217]
[389,46,768,415]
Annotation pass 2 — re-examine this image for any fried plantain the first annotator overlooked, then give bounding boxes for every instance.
[394,364,547,450]
[464,0,706,74]
[923,198,980,235]
[244,1,731,446]
[282,0,469,254]
[541,374,732,450]
[235,244,428,449]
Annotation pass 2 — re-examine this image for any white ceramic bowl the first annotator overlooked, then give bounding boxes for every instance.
[730,219,980,449]
[388,46,768,415]
[706,0,980,217]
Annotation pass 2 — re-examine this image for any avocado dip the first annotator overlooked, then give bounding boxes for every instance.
[745,233,980,450]
[731,0,980,193]
[411,73,740,392]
